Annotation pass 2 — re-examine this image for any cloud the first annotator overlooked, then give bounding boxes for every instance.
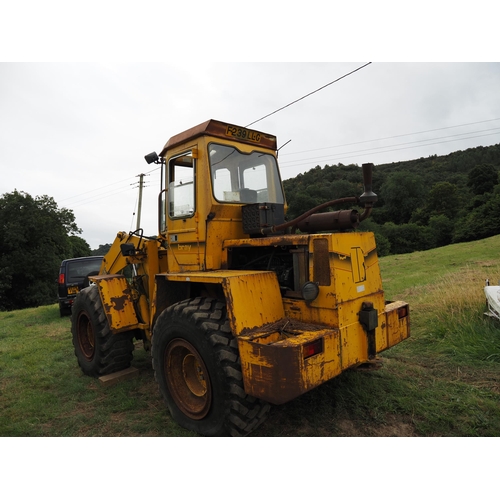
[1,62,499,249]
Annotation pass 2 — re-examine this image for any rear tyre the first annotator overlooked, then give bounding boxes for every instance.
[71,285,134,376]
[152,297,270,436]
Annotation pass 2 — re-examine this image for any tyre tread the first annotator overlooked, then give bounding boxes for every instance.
[71,286,134,376]
[152,297,270,436]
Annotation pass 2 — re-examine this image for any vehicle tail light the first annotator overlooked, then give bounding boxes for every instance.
[58,273,65,284]
[398,305,408,319]
[303,338,323,359]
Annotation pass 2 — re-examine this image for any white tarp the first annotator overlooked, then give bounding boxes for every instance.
[484,285,500,320]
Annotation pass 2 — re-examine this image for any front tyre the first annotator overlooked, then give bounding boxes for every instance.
[71,285,134,377]
[152,297,270,436]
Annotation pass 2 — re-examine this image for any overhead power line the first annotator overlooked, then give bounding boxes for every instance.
[280,117,500,157]
[62,118,500,211]
[59,176,137,204]
[68,184,137,208]
[59,164,160,206]
[279,130,500,170]
[246,62,372,128]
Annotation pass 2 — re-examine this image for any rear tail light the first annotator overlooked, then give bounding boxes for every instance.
[58,273,65,284]
[303,338,323,359]
[398,305,409,319]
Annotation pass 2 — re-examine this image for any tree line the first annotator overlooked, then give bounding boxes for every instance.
[283,143,500,256]
[1,142,499,310]
[0,190,93,311]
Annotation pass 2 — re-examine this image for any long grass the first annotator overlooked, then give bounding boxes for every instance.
[2,236,500,437]
[0,307,196,437]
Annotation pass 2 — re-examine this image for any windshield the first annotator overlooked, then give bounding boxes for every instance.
[209,143,284,204]
[67,259,102,280]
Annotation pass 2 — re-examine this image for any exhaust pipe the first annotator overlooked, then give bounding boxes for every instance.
[359,163,378,221]
[261,163,378,235]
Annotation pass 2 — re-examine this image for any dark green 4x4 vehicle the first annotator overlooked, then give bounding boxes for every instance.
[57,256,103,316]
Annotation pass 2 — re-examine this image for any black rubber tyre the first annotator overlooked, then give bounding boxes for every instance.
[59,303,71,317]
[152,297,270,436]
[71,285,135,377]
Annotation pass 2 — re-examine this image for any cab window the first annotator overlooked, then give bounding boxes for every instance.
[209,143,284,204]
[168,152,195,218]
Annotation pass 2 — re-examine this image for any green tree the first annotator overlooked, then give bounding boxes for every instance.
[410,182,460,227]
[280,142,500,254]
[0,190,83,310]
[467,164,498,195]
[428,214,454,247]
[380,222,431,255]
[286,192,318,220]
[380,172,427,225]
[69,235,92,258]
[453,192,500,242]
[426,182,460,219]
[92,243,112,256]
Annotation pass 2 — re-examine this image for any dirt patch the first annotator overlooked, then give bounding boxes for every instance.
[335,414,417,437]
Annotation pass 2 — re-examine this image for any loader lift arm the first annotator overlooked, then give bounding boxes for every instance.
[91,230,162,343]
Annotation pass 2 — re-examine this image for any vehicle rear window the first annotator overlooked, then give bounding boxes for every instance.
[67,259,102,281]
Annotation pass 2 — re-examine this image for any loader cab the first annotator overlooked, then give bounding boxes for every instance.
[156,120,286,272]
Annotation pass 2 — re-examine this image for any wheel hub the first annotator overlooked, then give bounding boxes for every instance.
[165,339,211,420]
[182,354,207,397]
[77,312,95,361]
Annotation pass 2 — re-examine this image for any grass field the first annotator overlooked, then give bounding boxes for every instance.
[1,235,500,437]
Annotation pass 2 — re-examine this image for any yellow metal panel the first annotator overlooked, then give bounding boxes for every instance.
[238,322,342,404]
[384,301,411,348]
[376,310,389,353]
[206,204,248,270]
[301,329,342,395]
[163,270,285,335]
[330,232,382,303]
[92,275,140,334]
[165,269,275,283]
[224,234,310,249]
[221,272,285,335]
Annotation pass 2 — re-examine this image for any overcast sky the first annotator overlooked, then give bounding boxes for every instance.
[1,2,499,250]
[1,62,499,249]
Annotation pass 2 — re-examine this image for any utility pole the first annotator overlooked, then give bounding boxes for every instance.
[136,173,146,230]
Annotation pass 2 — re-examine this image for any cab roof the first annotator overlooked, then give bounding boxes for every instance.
[160,119,277,155]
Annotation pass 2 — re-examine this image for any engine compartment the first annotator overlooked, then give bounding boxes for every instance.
[227,244,307,297]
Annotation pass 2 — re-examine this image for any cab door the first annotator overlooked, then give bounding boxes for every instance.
[165,149,204,271]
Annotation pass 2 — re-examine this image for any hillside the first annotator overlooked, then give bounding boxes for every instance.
[283,143,500,256]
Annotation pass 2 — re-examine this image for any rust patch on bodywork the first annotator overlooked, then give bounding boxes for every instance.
[109,294,128,312]
[92,274,140,334]
[240,317,326,338]
[238,318,341,404]
[313,238,331,286]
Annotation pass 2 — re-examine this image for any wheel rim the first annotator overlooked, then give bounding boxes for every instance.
[165,339,211,420]
[77,311,95,361]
